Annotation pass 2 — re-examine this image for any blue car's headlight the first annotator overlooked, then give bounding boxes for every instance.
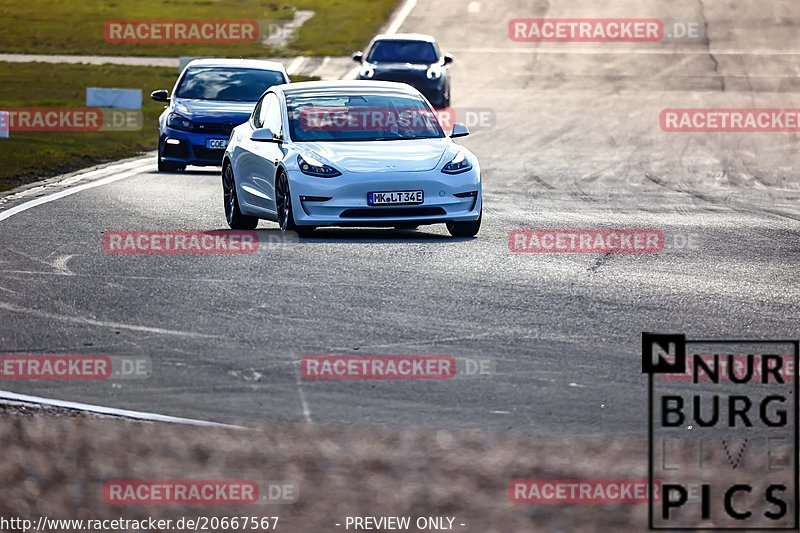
[297,155,341,178]
[442,150,472,174]
[167,113,193,131]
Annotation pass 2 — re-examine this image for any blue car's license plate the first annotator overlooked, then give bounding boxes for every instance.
[206,139,228,150]
[368,190,424,206]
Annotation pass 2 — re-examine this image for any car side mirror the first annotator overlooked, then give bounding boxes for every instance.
[151,89,170,102]
[450,123,469,138]
[443,54,454,65]
[251,128,282,143]
[352,51,364,63]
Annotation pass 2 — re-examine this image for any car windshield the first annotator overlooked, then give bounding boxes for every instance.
[175,67,286,102]
[286,92,445,142]
[366,40,439,63]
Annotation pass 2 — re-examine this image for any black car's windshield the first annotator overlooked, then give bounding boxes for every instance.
[287,93,445,142]
[176,67,286,102]
[366,40,439,63]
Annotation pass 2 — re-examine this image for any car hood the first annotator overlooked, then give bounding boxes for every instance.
[298,138,452,173]
[172,98,255,123]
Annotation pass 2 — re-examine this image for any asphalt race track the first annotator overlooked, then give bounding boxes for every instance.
[0,0,798,437]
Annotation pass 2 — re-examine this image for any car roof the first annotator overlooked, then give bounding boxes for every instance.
[277,80,422,97]
[184,58,288,74]
[370,33,437,43]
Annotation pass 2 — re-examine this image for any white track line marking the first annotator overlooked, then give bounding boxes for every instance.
[0,157,150,205]
[0,391,247,429]
[385,0,417,34]
[0,301,221,339]
[0,160,153,223]
[57,160,149,186]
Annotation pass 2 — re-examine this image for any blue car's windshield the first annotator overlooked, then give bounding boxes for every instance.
[367,40,439,64]
[176,68,286,102]
[286,93,445,142]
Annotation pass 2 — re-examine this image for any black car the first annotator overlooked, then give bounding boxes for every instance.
[352,33,453,109]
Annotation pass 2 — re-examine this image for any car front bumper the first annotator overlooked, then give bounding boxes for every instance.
[287,168,481,227]
[159,127,231,167]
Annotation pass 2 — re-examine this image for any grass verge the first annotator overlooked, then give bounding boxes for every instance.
[0,0,400,57]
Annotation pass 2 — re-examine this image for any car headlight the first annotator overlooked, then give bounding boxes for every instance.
[297,155,341,178]
[441,150,472,174]
[360,64,375,79]
[167,113,193,131]
[426,65,443,80]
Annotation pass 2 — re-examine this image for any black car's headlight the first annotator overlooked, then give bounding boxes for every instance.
[426,65,444,80]
[442,150,472,174]
[167,113,193,131]
[359,64,376,79]
[297,155,341,178]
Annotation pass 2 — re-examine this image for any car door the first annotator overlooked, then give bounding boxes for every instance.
[252,92,285,214]
[237,93,282,216]
[231,96,262,209]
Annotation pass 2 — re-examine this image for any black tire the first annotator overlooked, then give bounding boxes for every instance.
[158,143,185,173]
[446,212,481,238]
[276,171,315,236]
[223,164,259,230]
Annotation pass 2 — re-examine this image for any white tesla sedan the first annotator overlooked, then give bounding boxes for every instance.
[222,81,482,237]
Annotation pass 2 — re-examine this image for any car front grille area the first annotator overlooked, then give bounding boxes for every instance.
[194,122,234,135]
[372,72,425,87]
[340,207,446,218]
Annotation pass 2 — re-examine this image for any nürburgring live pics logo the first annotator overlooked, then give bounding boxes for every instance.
[642,333,798,530]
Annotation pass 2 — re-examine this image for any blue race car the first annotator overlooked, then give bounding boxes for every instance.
[151,59,289,172]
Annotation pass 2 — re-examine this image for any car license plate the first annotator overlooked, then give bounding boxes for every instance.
[368,190,424,206]
[206,139,228,150]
